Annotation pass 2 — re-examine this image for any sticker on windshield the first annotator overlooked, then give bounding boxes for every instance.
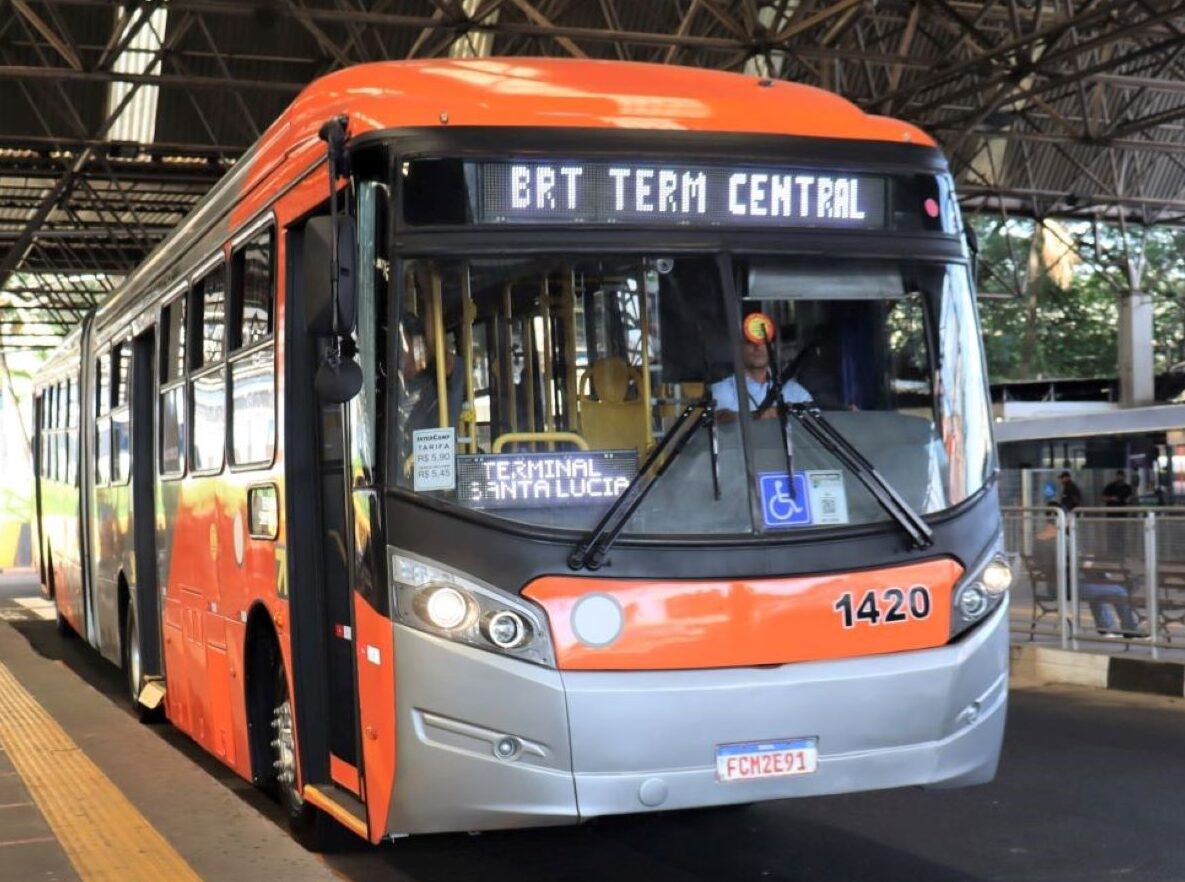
[760,473,811,528]
[806,470,849,525]
[413,428,456,492]
[760,470,849,529]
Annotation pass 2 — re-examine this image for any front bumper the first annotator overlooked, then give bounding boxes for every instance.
[384,598,1008,835]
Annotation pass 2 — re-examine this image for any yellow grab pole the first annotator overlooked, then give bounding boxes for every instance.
[460,265,476,453]
[430,268,447,429]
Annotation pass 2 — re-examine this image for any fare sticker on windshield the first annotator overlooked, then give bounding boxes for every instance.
[413,428,456,492]
[806,470,849,525]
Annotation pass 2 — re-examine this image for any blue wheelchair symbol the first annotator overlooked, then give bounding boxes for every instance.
[760,472,812,528]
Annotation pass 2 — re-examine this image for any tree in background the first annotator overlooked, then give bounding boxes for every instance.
[972,216,1185,383]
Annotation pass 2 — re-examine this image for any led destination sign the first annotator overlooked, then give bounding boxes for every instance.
[457,450,638,510]
[477,161,886,229]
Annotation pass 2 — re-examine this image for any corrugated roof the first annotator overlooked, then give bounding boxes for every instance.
[5,0,1185,347]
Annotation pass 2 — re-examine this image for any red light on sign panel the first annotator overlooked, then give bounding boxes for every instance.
[924,197,940,218]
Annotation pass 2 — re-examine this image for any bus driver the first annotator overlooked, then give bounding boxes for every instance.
[711,312,811,420]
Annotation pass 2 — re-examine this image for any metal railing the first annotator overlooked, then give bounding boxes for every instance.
[1004,506,1185,659]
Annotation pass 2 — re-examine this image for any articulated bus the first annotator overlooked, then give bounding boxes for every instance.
[32,59,1011,847]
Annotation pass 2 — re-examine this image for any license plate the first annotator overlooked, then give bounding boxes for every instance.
[715,738,818,782]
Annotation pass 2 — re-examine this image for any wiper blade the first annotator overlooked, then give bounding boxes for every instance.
[788,405,934,550]
[569,398,717,571]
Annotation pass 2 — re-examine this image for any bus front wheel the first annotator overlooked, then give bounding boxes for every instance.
[270,662,341,851]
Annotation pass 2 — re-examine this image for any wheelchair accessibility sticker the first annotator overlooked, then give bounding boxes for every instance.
[760,470,850,529]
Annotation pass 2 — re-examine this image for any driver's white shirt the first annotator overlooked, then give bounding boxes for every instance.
[710,372,812,412]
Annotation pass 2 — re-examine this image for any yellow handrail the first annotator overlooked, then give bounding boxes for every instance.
[430,268,447,429]
[492,432,589,452]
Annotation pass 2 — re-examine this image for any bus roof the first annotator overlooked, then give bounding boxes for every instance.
[275,58,936,153]
[82,59,939,343]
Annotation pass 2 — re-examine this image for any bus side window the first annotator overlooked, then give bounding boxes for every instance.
[50,384,59,482]
[45,384,56,483]
[229,229,276,468]
[111,340,131,484]
[160,294,187,477]
[66,376,78,486]
[95,353,111,486]
[191,261,227,474]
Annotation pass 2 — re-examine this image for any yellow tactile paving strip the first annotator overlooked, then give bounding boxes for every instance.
[0,662,203,882]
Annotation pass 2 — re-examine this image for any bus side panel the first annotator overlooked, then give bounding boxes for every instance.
[159,478,203,739]
[354,595,396,842]
[54,457,85,637]
[32,393,46,596]
[204,617,236,766]
[92,481,134,664]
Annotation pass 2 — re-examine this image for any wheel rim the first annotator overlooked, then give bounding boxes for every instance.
[271,683,302,808]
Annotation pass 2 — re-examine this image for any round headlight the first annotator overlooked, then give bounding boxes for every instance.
[981,557,1013,595]
[482,610,529,649]
[422,585,471,630]
[959,583,988,618]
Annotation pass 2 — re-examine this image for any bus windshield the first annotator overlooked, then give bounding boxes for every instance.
[393,254,993,538]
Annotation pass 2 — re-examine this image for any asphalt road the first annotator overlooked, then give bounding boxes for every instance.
[2,572,1183,882]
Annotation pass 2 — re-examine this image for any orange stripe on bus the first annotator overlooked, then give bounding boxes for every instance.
[523,558,963,671]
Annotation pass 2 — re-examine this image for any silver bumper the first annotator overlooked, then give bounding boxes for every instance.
[385,599,1008,835]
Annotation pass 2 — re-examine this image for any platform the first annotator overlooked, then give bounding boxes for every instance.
[3,571,1185,882]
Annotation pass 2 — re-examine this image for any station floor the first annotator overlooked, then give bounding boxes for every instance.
[3,570,1185,882]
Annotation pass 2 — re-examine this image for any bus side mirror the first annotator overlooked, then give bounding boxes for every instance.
[303,214,356,336]
[304,214,362,403]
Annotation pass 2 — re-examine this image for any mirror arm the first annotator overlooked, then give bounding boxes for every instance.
[318,114,351,344]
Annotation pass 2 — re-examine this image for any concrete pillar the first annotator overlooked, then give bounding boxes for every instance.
[1118,284,1154,407]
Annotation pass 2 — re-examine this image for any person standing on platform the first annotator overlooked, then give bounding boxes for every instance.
[1058,470,1083,513]
[1102,470,1133,508]
[1101,469,1133,557]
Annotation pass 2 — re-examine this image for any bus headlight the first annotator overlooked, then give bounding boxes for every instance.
[950,539,1009,639]
[419,585,473,631]
[390,550,554,667]
[981,557,1013,596]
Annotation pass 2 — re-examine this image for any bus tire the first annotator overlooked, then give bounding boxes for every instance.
[123,604,161,723]
[55,605,76,638]
[270,662,342,852]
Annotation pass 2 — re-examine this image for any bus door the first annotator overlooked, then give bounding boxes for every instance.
[285,198,369,827]
[130,328,163,695]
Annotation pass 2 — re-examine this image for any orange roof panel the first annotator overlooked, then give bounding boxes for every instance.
[264,58,936,162]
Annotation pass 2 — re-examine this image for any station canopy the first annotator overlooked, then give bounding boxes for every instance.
[3,0,1185,350]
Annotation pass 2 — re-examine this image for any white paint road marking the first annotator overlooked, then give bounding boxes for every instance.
[11,597,55,621]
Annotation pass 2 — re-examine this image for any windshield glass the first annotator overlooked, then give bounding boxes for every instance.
[730,257,994,530]
[392,254,993,537]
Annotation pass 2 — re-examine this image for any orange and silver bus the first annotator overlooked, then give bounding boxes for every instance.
[32,59,1011,847]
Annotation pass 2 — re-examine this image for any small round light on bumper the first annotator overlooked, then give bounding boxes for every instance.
[482,610,529,649]
[958,582,988,618]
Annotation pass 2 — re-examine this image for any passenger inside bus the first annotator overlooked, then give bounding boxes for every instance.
[397,307,463,442]
[710,312,812,420]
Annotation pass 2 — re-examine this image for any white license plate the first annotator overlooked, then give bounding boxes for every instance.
[715,738,818,782]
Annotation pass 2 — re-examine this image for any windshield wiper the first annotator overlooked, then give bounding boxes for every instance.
[568,397,718,571]
[787,404,934,550]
